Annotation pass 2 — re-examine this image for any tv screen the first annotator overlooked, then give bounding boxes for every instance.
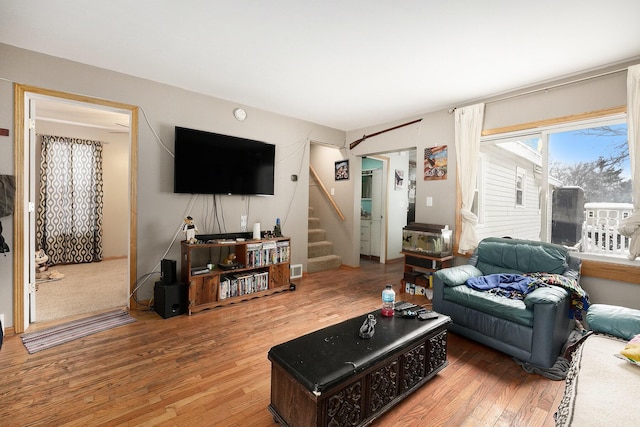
[174,126,275,195]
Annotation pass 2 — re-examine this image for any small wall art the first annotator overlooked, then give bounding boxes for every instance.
[335,160,349,181]
[424,145,447,181]
[394,169,404,190]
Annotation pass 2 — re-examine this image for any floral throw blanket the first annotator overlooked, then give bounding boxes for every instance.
[465,272,590,320]
[524,273,590,320]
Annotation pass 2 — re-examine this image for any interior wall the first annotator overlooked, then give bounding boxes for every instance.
[0,70,13,325]
[483,69,628,130]
[0,43,345,327]
[349,112,457,267]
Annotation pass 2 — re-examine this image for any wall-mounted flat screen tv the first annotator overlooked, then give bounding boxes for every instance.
[174,126,275,195]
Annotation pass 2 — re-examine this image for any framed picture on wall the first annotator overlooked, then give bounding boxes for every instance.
[335,160,349,180]
[424,145,447,180]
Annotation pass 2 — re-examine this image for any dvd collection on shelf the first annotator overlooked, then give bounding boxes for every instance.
[220,271,269,299]
[245,240,290,268]
[219,240,290,300]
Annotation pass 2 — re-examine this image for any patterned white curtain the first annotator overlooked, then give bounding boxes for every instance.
[454,103,485,254]
[37,135,104,264]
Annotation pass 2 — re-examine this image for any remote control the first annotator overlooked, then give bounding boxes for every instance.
[418,311,439,321]
[394,301,417,311]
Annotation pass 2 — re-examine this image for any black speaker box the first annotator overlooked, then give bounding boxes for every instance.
[551,187,584,246]
[154,281,187,319]
[160,259,177,284]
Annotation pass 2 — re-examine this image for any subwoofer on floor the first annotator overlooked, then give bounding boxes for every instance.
[154,281,187,319]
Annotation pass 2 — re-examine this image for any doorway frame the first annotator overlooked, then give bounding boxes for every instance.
[13,84,138,333]
[359,156,388,263]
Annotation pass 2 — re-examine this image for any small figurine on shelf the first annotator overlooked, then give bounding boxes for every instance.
[183,216,199,244]
[221,253,236,265]
[274,218,282,237]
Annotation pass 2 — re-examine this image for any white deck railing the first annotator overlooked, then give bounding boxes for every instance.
[581,203,633,256]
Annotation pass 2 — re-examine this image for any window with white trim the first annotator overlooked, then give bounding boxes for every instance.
[478,115,631,259]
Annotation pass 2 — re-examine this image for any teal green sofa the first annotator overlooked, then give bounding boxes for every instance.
[433,237,581,368]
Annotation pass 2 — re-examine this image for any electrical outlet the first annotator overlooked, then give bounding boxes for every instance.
[241,215,247,231]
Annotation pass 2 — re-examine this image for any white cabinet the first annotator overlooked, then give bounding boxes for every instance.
[360,219,381,256]
[360,220,371,255]
[370,220,381,256]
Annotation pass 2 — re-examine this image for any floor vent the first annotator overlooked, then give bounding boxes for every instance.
[290,264,303,279]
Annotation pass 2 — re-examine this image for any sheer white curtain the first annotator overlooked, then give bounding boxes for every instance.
[454,103,485,254]
[619,65,640,259]
[628,65,640,208]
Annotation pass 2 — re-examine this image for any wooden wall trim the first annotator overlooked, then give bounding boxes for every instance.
[581,259,640,284]
[481,106,627,137]
[13,84,25,334]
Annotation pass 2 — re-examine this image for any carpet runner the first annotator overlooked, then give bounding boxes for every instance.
[21,309,136,354]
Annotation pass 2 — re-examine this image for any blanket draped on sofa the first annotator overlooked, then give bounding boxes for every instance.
[465,272,589,320]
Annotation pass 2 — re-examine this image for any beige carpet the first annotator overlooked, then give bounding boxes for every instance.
[555,333,637,426]
[35,258,129,323]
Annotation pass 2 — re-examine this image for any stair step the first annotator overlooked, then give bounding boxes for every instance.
[308,217,321,229]
[308,228,326,243]
[307,254,342,273]
[308,241,334,258]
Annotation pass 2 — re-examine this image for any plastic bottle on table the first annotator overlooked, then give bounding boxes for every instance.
[381,284,395,317]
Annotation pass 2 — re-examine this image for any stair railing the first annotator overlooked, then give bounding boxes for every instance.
[309,165,346,221]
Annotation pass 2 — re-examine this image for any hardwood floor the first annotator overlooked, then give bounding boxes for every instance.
[0,260,565,426]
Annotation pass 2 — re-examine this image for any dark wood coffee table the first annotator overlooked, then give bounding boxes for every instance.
[267,309,451,427]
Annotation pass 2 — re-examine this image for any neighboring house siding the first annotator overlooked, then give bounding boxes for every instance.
[477,145,541,242]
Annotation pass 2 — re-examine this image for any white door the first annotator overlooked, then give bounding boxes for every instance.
[27,99,37,323]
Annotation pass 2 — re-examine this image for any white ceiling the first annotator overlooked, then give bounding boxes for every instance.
[2,1,640,132]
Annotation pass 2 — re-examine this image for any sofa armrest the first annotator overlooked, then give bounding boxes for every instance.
[523,286,569,308]
[434,264,484,287]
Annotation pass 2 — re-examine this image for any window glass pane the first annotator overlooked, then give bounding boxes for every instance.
[549,124,630,203]
[477,119,631,259]
[549,123,631,256]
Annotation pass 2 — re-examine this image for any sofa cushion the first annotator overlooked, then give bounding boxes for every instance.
[443,285,533,327]
[435,264,484,287]
[586,304,640,340]
[475,238,568,275]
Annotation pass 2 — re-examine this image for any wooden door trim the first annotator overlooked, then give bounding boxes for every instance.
[13,84,138,333]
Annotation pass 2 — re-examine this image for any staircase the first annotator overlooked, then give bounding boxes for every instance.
[307,207,342,273]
